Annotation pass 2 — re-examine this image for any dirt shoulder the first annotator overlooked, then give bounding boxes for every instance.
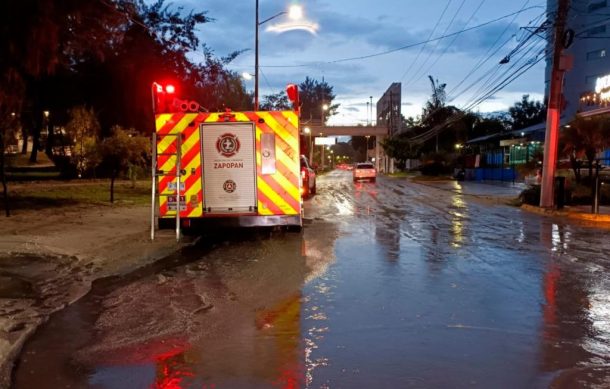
[0,202,187,387]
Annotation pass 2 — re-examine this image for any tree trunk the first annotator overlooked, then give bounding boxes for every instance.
[29,121,41,163]
[570,156,581,183]
[0,132,10,217]
[45,118,54,157]
[21,127,28,154]
[110,173,115,203]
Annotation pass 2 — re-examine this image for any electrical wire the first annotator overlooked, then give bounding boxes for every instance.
[404,0,467,87]
[449,11,548,105]
[263,5,545,68]
[447,0,535,97]
[398,0,453,84]
[410,0,487,88]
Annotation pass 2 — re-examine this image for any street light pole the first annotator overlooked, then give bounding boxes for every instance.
[255,4,305,111]
[304,127,312,162]
[540,0,570,208]
[255,0,260,110]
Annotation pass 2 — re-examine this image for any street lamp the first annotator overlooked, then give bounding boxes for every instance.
[255,3,305,110]
[304,126,312,162]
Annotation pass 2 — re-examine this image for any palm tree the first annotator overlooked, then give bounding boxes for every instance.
[561,116,610,182]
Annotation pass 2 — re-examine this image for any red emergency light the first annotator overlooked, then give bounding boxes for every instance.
[152,81,179,114]
[286,84,299,105]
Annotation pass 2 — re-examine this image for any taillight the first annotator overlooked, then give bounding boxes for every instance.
[301,169,306,179]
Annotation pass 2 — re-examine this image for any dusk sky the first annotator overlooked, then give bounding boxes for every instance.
[182,0,548,124]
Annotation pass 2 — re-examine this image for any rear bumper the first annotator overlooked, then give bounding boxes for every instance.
[159,215,302,229]
[353,173,376,180]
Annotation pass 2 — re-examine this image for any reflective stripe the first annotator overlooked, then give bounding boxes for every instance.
[156,110,300,218]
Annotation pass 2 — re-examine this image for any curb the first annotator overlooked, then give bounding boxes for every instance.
[521,204,610,222]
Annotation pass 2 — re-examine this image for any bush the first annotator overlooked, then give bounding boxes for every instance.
[419,162,451,176]
[570,181,610,205]
[519,185,540,206]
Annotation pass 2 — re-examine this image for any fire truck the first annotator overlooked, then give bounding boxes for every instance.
[150,82,304,240]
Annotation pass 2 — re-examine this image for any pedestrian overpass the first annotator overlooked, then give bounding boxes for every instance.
[303,124,389,172]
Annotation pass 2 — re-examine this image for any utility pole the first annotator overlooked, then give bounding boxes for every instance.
[254,0,260,110]
[540,0,570,208]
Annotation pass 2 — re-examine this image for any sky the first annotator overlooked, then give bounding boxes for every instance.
[181,0,549,125]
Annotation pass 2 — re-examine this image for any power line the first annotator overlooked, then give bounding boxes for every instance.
[409,0,487,88]
[447,0,535,97]
[263,5,545,68]
[398,0,453,83]
[404,0,467,87]
[465,35,545,105]
[448,11,548,106]
[403,46,546,145]
[462,48,546,111]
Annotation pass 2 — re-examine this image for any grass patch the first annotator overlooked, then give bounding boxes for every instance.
[7,171,61,181]
[386,171,415,178]
[0,179,152,211]
[410,175,453,182]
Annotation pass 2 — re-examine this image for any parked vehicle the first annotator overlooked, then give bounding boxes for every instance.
[353,162,376,182]
[151,81,304,233]
[300,155,317,197]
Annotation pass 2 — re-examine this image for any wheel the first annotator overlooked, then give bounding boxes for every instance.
[286,224,303,233]
[311,179,316,195]
[371,177,376,183]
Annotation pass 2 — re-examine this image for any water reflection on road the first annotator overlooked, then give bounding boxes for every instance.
[13,171,610,388]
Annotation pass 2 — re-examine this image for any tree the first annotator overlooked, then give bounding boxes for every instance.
[561,116,610,182]
[381,133,420,170]
[99,126,150,203]
[0,113,20,217]
[507,95,546,130]
[0,0,130,162]
[471,116,507,139]
[419,76,460,153]
[298,77,339,124]
[260,91,291,111]
[0,66,26,216]
[65,106,101,177]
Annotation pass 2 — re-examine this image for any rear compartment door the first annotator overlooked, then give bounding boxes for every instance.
[201,122,257,213]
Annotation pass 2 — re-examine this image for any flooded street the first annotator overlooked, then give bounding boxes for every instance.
[12,171,610,388]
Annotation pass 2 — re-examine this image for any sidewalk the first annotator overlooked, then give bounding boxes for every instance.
[412,178,610,223]
[414,179,525,199]
[522,203,610,222]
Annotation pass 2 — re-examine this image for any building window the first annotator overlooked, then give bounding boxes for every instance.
[589,1,607,12]
[587,49,607,60]
[586,74,601,85]
[587,24,607,36]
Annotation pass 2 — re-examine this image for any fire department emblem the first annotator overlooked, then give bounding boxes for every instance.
[223,180,237,193]
[216,133,240,158]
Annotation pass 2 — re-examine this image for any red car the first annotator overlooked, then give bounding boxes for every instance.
[353,162,376,182]
[300,155,317,197]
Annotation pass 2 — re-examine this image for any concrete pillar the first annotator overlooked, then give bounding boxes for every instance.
[375,135,381,172]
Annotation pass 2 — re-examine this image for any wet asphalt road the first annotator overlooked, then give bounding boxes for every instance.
[12,171,610,388]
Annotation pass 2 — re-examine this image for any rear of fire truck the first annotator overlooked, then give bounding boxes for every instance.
[150,82,303,240]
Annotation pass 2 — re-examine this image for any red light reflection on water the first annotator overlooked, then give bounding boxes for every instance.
[152,348,195,389]
[353,182,377,215]
[257,294,306,388]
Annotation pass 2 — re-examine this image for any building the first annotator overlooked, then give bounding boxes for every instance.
[547,0,610,120]
[466,1,610,181]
